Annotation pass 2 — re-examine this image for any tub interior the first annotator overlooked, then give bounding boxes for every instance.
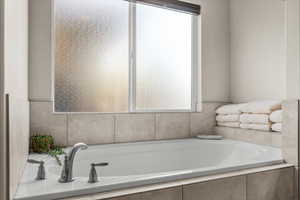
[48,139,282,177]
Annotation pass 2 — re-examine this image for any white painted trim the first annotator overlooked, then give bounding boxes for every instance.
[50,0,55,112]
[129,2,136,112]
[0,0,7,199]
[191,15,199,112]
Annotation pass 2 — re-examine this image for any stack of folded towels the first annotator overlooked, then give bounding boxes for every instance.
[215,104,246,128]
[270,110,282,132]
[239,100,281,131]
[216,100,282,132]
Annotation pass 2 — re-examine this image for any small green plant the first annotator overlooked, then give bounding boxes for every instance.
[30,135,54,153]
[49,146,64,156]
[30,135,65,166]
[49,146,65,166]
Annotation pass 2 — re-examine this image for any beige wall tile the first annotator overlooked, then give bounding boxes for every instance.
[30,103,220,146]
[215,126,237,139]
[106,187,182,200]
[68,114,114,145]
[115,114,155,143]
[30,102,67,146]
[282,100,299,165]
[183,176,246,200]
[271,133,282,148]
[191,103,224,136]
[247,167,294,200]
[215,126,280,147]
[156,113,190,140]
[236,129,272,146]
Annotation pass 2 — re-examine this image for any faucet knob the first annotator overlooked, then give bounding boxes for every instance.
[27,159,46,180]
[88,162,109,183]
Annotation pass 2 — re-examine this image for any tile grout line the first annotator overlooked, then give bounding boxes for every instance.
[154,113,157,140]
[181,185,184,200]
[245,174,248,200]
[113,115,116,143]
[66,114,69,146]
[189,113,192,137]
[294,100,300,198]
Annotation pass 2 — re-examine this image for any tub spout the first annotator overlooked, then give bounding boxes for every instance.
[59,143,88,183]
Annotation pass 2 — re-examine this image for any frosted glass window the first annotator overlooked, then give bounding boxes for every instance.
[136,4,193,110]
[54,0,199,113]
[54,0,129,112]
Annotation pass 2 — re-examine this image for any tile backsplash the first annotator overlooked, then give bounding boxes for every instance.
[30,102,224,146]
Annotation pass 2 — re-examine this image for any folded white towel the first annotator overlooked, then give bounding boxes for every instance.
[240,100,282,114]
[216,104,246,115]
[272,123,282,132]
[240,123,271,131]
[270,110,282,123]
[216,114,240,122]
[240,114,269,124]
[217,122,240,128]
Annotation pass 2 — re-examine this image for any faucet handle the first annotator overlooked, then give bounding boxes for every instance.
[28,159,44,164]
[88,162,109,183]
[92,163,109,167]
[27,159,46,180]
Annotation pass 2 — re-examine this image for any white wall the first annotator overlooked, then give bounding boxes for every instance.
[4,0,29,198]
[286,0,300,99]
[29,0,52,101]
[29,0,231,103]
[189,0,231,102]
[230,0,287,103]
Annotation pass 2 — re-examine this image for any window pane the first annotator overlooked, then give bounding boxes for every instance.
[136,4,192,110]
[55,0,129,112]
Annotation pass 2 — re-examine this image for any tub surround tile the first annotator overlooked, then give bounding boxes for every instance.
[282,100,299,166]
[30,101,68,146]
[215,126,281,148]
[155,113,190,140]
[68,114,114,145]
[107,187,182,200]
[29,102,225,145]
[183,176,246,200]
[246,168,294,200]
[215,126,237,139]
[190,103,225,136]
[240,129,272,146]
[271,132,282,148]
[115,114,155,143]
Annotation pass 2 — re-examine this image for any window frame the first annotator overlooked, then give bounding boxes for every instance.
[52,0,200,113]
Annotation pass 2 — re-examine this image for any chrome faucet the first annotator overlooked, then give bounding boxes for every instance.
[59,143,88,183]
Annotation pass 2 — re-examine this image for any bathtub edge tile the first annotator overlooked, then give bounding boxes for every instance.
[246,167,294,200]
[191,102,225,136]
[155,113,190,140]
[115,114,156,143]
[68,114,115,145]
[182,175,246,200]
[30,101,68,146]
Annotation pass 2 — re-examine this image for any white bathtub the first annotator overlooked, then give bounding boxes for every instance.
[15,139,283,200]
